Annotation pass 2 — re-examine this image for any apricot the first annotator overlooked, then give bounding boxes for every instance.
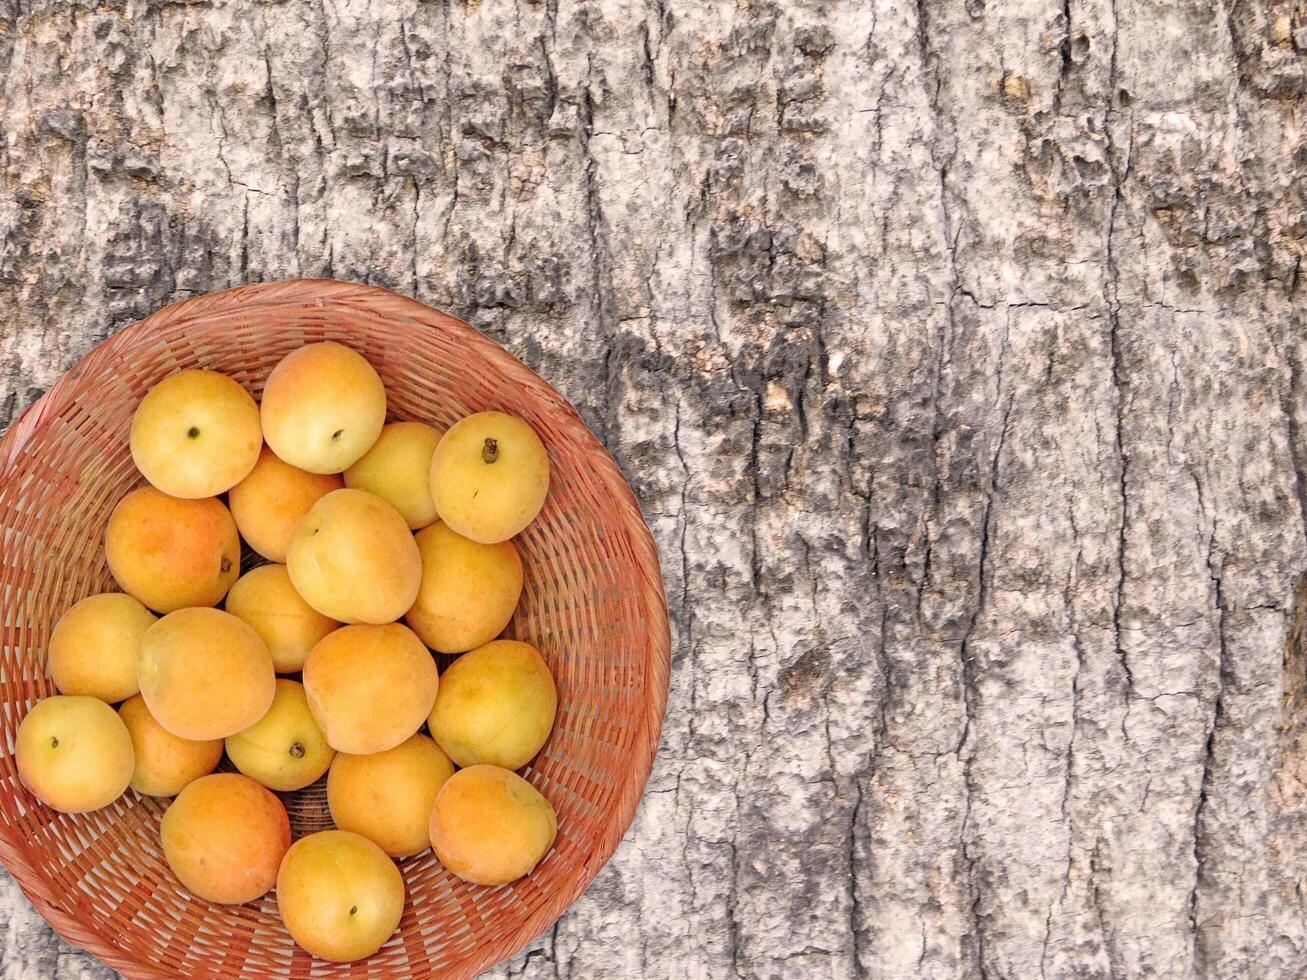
[47,592,156,703]
[429,412,549,543]
[106,487,240,613]
[429,640,556,770]
[327,734,455,858]
[405,521,522,654]
[138,608,276,741]
[286,489,421,625]
[226,680,334,792]
[277,830,405,962]
[343,421,443,530]
[228,445,343,562]
[161,773,290,904]
[430,766,556,886]
[225,564,339,673]
[130,369,262,498]
[302,623,437,754]
[260,342,386,474]
[16,696,134,813]
[118,695,223,798]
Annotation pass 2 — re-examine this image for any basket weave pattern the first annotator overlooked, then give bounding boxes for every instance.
[0,280,671,978]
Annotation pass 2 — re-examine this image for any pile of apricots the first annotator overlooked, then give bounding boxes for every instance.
[16,342,560,962]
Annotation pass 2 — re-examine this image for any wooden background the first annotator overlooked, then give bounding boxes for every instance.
[1,0,1306,976]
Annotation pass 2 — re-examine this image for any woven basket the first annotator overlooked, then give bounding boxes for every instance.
[0,280,671,978]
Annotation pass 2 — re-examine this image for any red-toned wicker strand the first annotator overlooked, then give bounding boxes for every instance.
[0,280,671,979]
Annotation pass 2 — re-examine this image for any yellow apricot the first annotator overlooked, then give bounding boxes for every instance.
[161,773,290,904]
[429,640,556,770]
[106,487,239,613]
[344,421,444,529]
[276,830,405,962]
[225,564,339,673]
[429,412,549,543]
[48,593,156,703]
[405,522,522,654]
[327,734,455,857]
[303,623,437,754]
[228,445,343,562]
[430,766,557,886]
[130,369,262,498]
[226,679,334,792]
[138,608,276,740]
[16,696,134,813]
[286,489,421,624]
[260,342,386,474]
[118,695,223,797]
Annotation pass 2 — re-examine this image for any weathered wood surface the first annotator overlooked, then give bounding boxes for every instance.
[2,0,1307,976]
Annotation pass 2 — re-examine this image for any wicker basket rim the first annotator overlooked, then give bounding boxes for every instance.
[0,278,672,980]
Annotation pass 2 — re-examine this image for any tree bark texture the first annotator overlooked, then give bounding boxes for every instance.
[1,0,1306,977]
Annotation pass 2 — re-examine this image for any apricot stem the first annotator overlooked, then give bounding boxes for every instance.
[290,742,305,759]
[186,426,200,439]
[482,437,499,464]
[50,737,58,749]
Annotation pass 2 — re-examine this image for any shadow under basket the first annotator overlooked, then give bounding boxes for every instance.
[0,280,671,978]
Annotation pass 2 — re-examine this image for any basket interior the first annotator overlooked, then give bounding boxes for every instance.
[0,284,662,978]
